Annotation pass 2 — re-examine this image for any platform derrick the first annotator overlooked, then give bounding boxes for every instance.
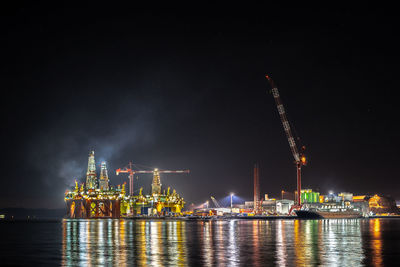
[266,75,307,213]
[64,151,123,219]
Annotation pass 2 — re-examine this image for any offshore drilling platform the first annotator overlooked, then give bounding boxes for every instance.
[64,151,189,219]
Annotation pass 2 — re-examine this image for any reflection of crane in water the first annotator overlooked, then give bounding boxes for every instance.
[266,75,307,209]
[116,162,190,196]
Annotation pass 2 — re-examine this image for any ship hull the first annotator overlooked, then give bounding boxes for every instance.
[295,210,362,219]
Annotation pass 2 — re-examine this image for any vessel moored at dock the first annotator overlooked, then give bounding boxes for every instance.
[295,209,362,219]
[295,203,363,219]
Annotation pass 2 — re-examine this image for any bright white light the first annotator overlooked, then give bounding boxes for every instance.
[329,191,333,195]
[230,193,234,196]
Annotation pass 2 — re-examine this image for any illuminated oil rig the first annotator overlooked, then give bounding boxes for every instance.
[64,151,189,218]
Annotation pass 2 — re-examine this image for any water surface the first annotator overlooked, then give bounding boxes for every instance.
[1,218,399,266]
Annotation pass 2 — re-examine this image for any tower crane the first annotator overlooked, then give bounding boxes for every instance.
[266,75,307,208]
[115,162,150,196]
[116,162,190,196]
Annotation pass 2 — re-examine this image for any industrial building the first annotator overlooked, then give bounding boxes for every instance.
[242,199,295,215]
[353,194,400,215]
[300,189,320,204]
[297,190,400,217]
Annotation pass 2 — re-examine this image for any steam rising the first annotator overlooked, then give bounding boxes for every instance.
[27,98,157,207]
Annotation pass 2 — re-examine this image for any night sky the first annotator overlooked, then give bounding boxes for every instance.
[1,5,399,208]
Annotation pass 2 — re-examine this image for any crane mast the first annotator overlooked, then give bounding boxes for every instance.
[266,75,307,207]
[116,162,153,196]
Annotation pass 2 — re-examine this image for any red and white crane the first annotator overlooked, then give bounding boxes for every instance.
[266,75,307,208]
[116,162,190,196]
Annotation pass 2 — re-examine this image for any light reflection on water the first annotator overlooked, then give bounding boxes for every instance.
[371,219,382,267]
[60,219,392,266]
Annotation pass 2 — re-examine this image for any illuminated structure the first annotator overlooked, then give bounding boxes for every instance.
[353,194,400,215]
[115,163,189,216]
[300,189,320,204]
[65,151,188,218]
[99,161,109,191]
[120,186,185,216]
[152,169,162,195]
[65,181,122,218]
[85,151,97,190]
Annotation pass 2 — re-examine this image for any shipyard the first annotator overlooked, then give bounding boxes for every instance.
[3,6,400,266]
[62,75,400,221]
[64,150,400,220]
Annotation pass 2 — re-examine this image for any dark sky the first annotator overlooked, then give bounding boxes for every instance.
[1,5,399,208]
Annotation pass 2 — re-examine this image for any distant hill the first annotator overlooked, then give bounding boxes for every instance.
[0,208,66,220]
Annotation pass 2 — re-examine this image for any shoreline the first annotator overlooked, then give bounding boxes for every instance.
[1,215,400,222]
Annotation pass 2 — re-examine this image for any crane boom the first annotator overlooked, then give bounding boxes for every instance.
[266,75,300,162]
[266,75,307,207]
[116,163,189,196]
[158,170,190,174]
